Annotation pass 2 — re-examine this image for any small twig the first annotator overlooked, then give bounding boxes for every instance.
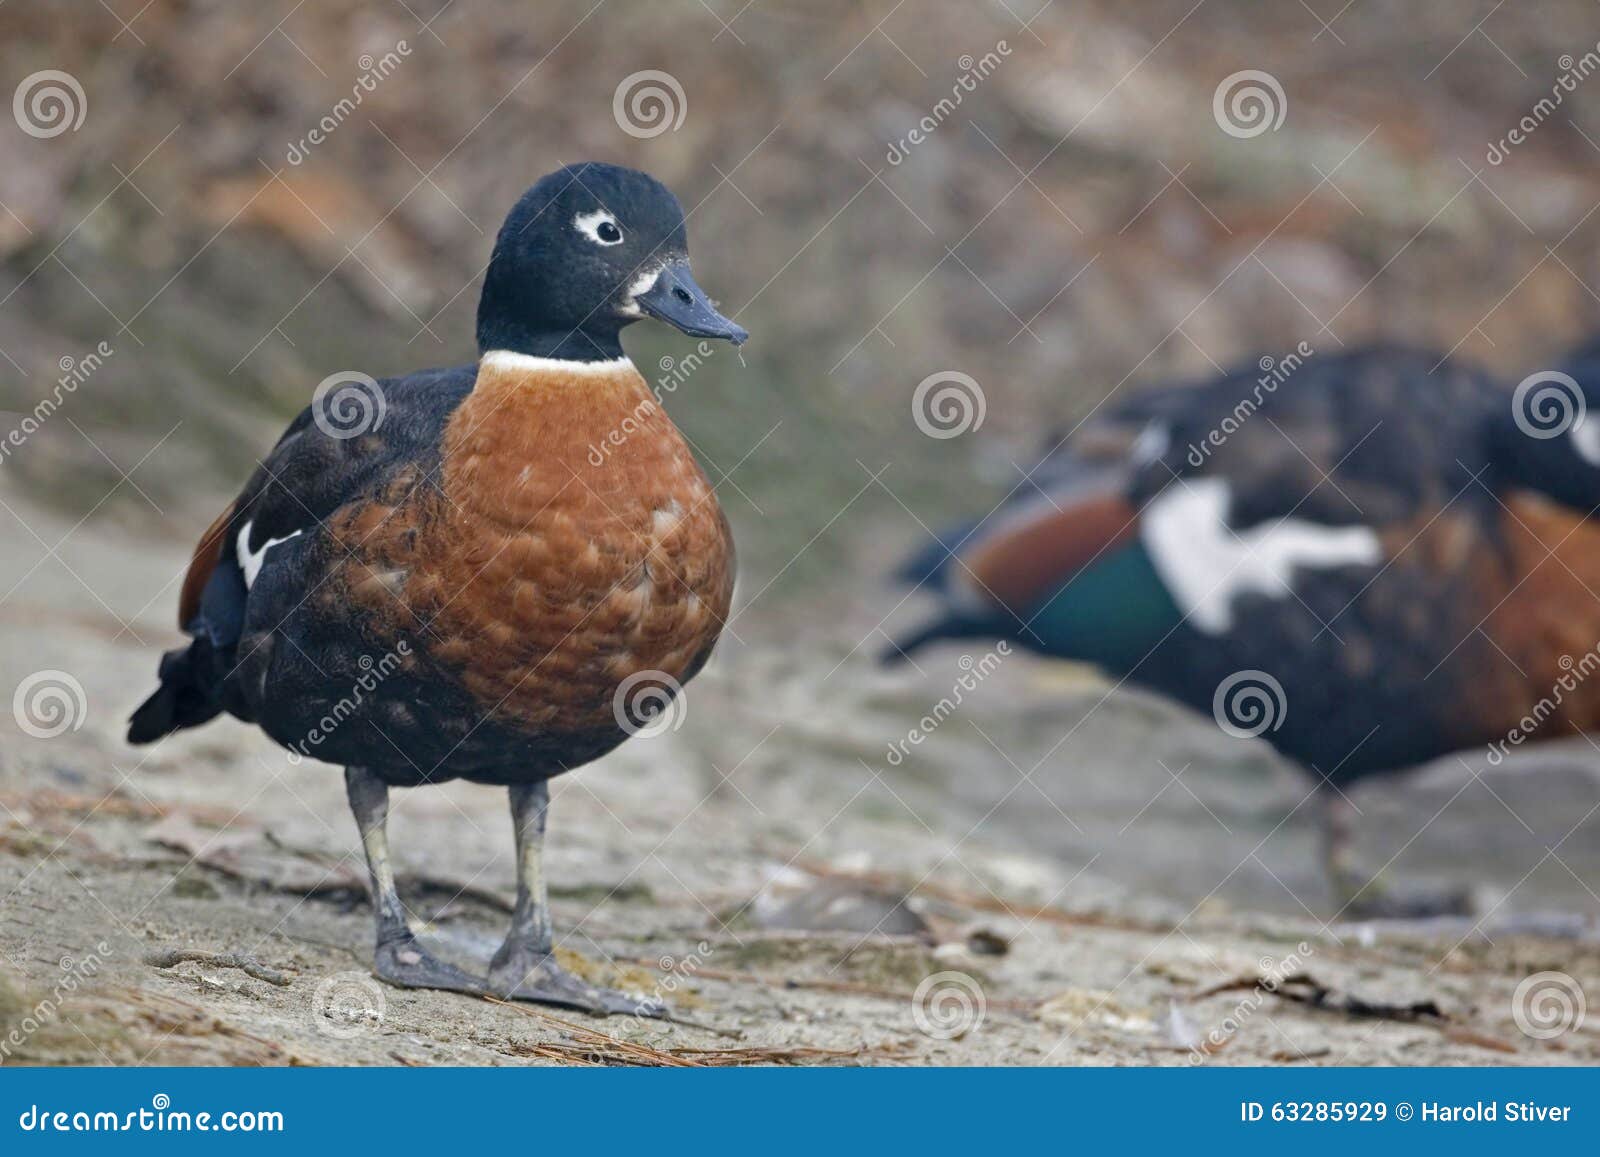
[1266,974,1517,1053]
[143,949,292,987]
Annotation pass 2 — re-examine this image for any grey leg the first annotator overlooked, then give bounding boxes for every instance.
[1320,787,1471,919]
[345,766,480,993]
[1320,789,1363,910]
[487,780,662,1016]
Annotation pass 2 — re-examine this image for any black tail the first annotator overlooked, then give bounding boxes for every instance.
[127,641,224,744]
[878,613,1004,665]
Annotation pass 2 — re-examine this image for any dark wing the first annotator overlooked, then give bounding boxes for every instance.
[178,364,477,640]
[1126,345,1501,529]
[132,365,476,745]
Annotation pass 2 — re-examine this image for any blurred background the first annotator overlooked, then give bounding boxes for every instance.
[1,0,1599,1065]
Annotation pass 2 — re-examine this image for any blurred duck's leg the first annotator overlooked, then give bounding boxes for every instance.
[1320,786,1473,919]
[1319,789,1364,910]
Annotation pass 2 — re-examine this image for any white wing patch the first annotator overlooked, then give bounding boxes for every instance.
[236,518,304,589]
[1141,478,1382,634]
[1572,418,1600,467]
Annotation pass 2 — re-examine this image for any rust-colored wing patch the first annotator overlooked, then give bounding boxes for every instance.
[178,500,236,629]
[965,492,1140,613]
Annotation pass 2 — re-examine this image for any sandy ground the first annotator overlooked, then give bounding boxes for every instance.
[2,486,1598,1067]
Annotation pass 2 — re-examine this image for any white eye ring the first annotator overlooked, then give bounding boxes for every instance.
[574,209,624,246]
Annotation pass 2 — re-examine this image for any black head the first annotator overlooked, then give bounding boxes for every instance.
[475,162,747,361]
[1491,363,1600,509]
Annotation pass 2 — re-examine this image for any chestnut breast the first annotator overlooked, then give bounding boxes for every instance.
[1476,491,1600,737]
[342,354,734,735]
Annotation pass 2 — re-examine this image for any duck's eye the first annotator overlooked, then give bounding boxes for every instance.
[574,210,624,246]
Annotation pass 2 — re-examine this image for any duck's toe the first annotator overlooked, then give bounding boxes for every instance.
[373,935,483,995]
[489,954,663,1018]
[1338,877,1476,921]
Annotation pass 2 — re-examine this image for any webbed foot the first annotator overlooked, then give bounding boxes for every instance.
[488,951,663,1017]
[373,934,483,994]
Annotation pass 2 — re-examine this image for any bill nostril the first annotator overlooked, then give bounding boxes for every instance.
[673,286,693,305]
